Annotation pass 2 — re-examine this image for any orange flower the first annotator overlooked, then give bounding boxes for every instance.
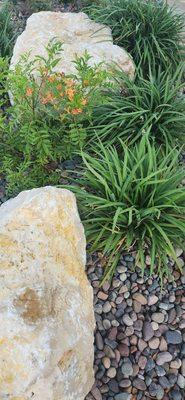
[66,79,75,87]
[66,88,75,101]
[81,98,88,106]
[47,75,56,83]
[57,84,63,91]
[41,91,55,104]
[26,87,33,97]
[71,108,83,115]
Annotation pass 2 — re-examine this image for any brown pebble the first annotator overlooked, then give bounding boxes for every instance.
[138,356,147,369]
[91,387,102,400]
[133,300,142,313]
[118,344,130,357]
[108,327,117,340]
[149,337,160,350]
[132,293,147,305]
[107,367,116,378]
[97,291,108,300]
[102,357,111,369]
[138,338,148,352]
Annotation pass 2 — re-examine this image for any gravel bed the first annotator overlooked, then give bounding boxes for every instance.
[85,252,185,400]
[1,173,185,400]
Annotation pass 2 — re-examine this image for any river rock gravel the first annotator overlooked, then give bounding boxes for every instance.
[85,253,185,400]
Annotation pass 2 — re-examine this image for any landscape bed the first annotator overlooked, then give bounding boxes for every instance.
[0,0,184,400]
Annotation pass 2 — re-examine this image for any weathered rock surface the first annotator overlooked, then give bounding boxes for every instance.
[0,186,95,400]
[11,11,135,78]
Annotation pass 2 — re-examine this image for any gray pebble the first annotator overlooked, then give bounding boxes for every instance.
[115,394,131,400]
[156,352,173,365]
[96,332,104,350]
[149,383,164,400]
[165,330,182,344]
[121,361,133,376]
[103,302,112,313]
[122,315,133,326]
[143,321,154,341]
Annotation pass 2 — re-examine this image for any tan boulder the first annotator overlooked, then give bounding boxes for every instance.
[0,186,95,400]
[10,11,135,78]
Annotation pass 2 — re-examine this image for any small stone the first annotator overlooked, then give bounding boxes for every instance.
[138,356,147,369]
[170,359,181,369]
[125,326,134,336]
[168,373,177,386]
[143,322,154,341]
[107,367,117,378]
[159,376,171,389]
[96,332,104,350]
[122,315,133,326]
[170,390,182,400]
[156,352,173,365]
[152,312,165,323]
[108,379,119,393]
[155,365,166,377]
[118,344,129,357]
[121,362,133,377]
[119,379,131,388]
[133,378,146,391]
[132,293,147,305]
[95,304,103,314]
[102,357,111,369]
[148,337,160,349]
[120,273,127,282]
[108,327,118,341]
[177,258,184,268]
[134,320,143,331]
[149,383,164,400]
[151,321,159,331]
[98,291,108,300]
[104,345,115,359]
[112,319,120,327]
[103,319,111,330]
[159,337,168,352]
[159,302,174,311]
[177,374,185,389]
[145,255,151,265]
[175,248,183,257]
[115,394,131,400]
[138,338,148,352]
[103,302,112,313]
[145,359,155,372]
[168,308,176,324]
[91,387,102,400]
[148,295,158,306]
[133,300,142,313]
[165,330,182,344]
[181,358,185,376]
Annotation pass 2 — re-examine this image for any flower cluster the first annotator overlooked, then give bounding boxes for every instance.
[25,71,90,119]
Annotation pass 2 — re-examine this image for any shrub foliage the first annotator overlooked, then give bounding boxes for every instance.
[0,40,109,195]
[69,136,185,282]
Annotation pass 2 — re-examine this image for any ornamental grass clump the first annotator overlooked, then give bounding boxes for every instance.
[85,0,185,75]
[70,136,185,282]
[0,2,17,57]
[89,65,185,147]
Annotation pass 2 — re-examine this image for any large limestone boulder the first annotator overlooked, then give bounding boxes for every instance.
[0,187,95,400]
[10,11,135,78]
